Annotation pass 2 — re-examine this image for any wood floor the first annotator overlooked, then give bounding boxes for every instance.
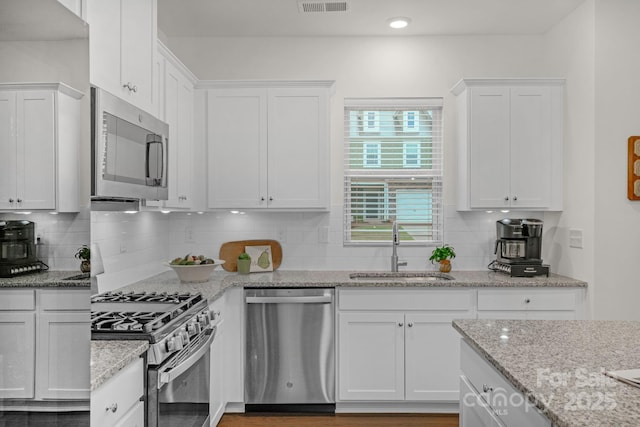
[218,413,459,427]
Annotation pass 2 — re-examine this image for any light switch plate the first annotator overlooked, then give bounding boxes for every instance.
[569,229,583,249]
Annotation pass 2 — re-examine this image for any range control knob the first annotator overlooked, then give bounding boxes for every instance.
[166,337,177,352]
[179,328,190,345]
[197,312,210,327]
[187,321,201,336]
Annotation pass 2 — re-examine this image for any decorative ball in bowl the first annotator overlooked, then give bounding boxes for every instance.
[167,255,225,283]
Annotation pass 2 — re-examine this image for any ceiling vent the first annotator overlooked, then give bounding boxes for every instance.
[298,1,350,13]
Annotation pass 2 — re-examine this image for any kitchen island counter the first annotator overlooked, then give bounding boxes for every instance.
[114,269,586,302]
[90,340,148,391]
[0,270,90,288]
[453,319,640,427]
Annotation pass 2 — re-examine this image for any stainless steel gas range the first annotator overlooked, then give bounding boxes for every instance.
[91,291,216,427]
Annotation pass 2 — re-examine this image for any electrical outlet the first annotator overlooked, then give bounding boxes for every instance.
[277,229,287,243]
[185,228,194,243]
[569,229,583,249]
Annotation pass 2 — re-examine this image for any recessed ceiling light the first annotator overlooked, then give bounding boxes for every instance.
[388,17,410,29]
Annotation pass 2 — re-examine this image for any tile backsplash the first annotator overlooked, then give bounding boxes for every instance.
[0,210,90,271]
[90,205,543,284]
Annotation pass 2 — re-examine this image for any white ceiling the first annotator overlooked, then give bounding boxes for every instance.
[158,0,586,38]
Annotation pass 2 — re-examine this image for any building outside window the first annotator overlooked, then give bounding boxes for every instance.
[344,98,443,245]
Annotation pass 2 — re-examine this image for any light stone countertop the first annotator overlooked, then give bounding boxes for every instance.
[0,270,90,288]
[90,340,148,391]
[91,269,587,387]
[114,269,587,303]
[453,319,640,427]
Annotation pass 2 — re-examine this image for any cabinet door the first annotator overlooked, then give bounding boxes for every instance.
[0,91,17,210]
[210,318,225,425]
[120,0,156,113]
[405,312,472,401]
[267,88,329,209]
[509,87,552,208]
[114,400,144,427]
[36,311,90,400]
[86,0,121,93]
[163,59,193,208]
[0,312,36,399]
[17,91,56,209]
[338,312,405,401]
[208,88,268,209]
[468,87,510,208]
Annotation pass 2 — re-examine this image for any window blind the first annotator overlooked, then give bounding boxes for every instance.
[343,98,444,245]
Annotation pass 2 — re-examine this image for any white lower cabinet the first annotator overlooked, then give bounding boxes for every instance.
[0,288,89,403]
[91,357,144,427]
[209,296,226,425]
[477,288,585,320]
[337,288,475,403]
[460,339,550,427]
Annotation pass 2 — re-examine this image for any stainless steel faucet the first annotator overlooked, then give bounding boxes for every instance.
[391,221,407,272]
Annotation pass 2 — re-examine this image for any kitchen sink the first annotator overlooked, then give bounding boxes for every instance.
[349,272,454,282]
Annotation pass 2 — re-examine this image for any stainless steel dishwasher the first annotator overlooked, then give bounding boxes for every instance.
[245,288,335,413]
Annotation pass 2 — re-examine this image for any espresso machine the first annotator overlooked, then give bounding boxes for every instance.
[0,220,45,277]
[490,218,549,277]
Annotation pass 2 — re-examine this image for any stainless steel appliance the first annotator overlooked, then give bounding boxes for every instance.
[0,220,47,277]
[490,218,549,277]
[91,87,169,204]
[91,291,217,427]
[245,288,335,413]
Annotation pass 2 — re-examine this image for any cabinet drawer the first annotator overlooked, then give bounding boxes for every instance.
[40,288,90,311]
[0,289,35,310]
[114,400,144,427]
[477,288,577,311]
[91,358,144,427]
[339,288,474,311]
[461,340,550,427]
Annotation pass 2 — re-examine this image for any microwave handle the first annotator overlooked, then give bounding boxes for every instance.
[145,134,165,186]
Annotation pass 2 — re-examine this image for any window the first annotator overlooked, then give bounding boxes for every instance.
[344,98,443,245]
[363,143,381,168]
[403,111,420,132]
[403,143,421,168]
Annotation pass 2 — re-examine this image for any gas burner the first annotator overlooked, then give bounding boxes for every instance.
[92,311,169,333]
[91,291,194,304]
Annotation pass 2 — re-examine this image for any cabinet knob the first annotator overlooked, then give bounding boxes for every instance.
[105,403,118,413]
[525,298,531,304]
[513,196,518,201]
[504,196,509,201]
[8,198,14,203]
[398,322,404,327]
[260,197,265,202]
[482,384,494,393]
[407,322,414,327]
[269,196,273,202]
[17,198,22,203]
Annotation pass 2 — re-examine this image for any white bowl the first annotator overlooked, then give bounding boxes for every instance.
[167,260,225,283]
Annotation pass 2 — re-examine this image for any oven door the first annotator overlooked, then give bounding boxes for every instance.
[148,327,215,427]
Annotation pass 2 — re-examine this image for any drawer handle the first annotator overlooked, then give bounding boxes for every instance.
[525,298,531,304]
[105,403,118,413]
[504,196,509,201]
[482,384,494,393]
[407,322,414,327]
[398,322,404,327]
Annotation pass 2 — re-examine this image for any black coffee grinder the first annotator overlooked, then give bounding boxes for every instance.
[489,218,549,277]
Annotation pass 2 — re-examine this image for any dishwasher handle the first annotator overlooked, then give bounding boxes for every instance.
[245,295,333,304]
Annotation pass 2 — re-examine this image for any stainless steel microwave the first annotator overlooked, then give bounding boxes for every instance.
[91,87,168,202]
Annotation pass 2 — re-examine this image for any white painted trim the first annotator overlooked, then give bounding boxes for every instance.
[336,401,459,413]
[157,40,198,85]
[195,79,336,92]
[0,82,84,99]
[450,78,566,96]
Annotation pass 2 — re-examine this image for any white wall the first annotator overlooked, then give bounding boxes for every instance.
[543,1,596,317]
[592,0,640,320]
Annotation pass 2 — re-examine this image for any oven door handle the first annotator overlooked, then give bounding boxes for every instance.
[158,327,216,387]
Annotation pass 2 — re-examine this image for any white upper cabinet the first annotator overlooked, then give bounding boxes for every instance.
[206,82,333,210]
[0,84,83,212]
[155,44,196,210]
[86,0,157,115]
[452,79,564,211]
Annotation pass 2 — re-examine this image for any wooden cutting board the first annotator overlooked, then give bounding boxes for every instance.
[219,239,283,272]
